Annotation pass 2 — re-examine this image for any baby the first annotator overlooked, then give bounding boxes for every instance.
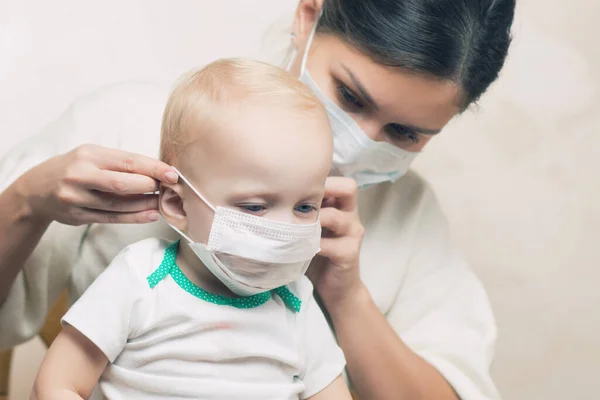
[32,59,351,399]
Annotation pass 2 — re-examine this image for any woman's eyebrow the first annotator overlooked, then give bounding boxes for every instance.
[341,64,379,111]
[402,124,442,135]
[341,64,442,135]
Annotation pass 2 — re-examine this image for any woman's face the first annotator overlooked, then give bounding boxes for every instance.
[290,7,462,152]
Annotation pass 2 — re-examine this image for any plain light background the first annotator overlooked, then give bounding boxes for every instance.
[1,1,598,399]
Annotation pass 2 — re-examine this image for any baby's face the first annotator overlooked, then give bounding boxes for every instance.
[176,103,332,244]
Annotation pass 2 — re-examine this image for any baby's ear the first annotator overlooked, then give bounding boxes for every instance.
[159,183,187,232]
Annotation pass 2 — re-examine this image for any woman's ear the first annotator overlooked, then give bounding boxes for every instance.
[292,0,323,50]
[159,184,187,233]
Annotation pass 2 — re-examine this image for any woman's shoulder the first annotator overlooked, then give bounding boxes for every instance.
[74,80,171,111]
[72,80,172,129]
[66,80,172,157]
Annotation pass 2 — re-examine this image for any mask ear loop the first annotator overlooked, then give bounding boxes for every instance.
[171,167,216,212]
[166,220,195,244]
[299,16,320,76]
[163,167,216,244]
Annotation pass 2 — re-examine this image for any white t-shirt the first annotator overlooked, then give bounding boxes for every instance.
[0,81,500,400]
[62,238,345,400]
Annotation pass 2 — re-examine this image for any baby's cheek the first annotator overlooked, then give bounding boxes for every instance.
[186,206,213,243]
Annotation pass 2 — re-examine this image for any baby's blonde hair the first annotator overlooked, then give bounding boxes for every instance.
[160,58,325,164]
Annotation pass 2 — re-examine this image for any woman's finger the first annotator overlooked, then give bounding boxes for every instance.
[77,144,178,184]
[319,207,352,236]
[79,208,159,224]
[318,237,358,263]
[323,177,358,212]
[87,169,160,195]
[99,147,178,183]
[81,191,159,213]
[318,237,342,260]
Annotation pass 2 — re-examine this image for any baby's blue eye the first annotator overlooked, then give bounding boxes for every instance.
[295,204,316,214]
[242,204,266,213]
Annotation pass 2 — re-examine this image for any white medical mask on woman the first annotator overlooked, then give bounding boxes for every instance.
[167,168,322,297]
[295,20,418,189]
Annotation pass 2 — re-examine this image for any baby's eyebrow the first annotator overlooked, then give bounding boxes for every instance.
[228,189,324,203]
[227,190,278,201]
[299,188,327,201]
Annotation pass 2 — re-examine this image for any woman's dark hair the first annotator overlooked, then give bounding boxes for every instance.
[318,0,516,109]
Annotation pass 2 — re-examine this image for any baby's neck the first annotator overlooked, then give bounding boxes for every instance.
[176,242,240,298]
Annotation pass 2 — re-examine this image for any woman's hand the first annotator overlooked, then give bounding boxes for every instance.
[20,144,178,225]
[307,177,365,310]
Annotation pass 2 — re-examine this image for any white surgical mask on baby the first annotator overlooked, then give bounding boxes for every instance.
[294,18,418,189]
[167,168,322,297]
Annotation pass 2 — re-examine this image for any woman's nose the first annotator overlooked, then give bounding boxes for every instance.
[356,118,385,142]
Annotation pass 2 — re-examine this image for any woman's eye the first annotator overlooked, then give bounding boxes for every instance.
[385,124,420,144]
[240,204,266,213]
[295,204,317,214]
[336,82,364,111]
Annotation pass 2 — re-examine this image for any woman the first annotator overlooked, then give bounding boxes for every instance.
[0,0,515,399]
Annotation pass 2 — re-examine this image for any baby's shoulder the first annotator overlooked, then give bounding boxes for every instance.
[112,237,174,281]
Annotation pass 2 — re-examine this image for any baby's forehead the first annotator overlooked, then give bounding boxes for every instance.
[179,104,331,181]
[193,99,328,144]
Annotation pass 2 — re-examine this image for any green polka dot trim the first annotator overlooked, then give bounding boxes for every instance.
[273,286,302,313]
[146,240,302,312]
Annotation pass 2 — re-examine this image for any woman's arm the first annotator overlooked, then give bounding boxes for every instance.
[0,145,176,305]
[31,324,108,400]
[326,286,458,400]
[310,177,459,400]
[0,177,50,306]
[0,82,176,347]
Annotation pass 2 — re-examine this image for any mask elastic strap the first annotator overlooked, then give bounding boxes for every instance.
[285,49,298,72]
[299,11,322,76]
[163,217,194,244]
[171,167,216,212]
